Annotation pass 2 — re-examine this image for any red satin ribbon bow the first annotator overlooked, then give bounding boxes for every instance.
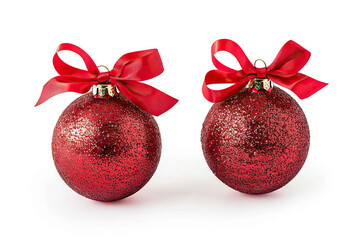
[36,43,178,116]
[203,39,328,102]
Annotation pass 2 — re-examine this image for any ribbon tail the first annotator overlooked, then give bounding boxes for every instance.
[35,76,94,106]
[113,80,178,116]
[203,70,252,103]
[270,74,328,99]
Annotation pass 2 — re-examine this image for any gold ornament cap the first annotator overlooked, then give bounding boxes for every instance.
[92,84,117,98]
[248,77,273,92]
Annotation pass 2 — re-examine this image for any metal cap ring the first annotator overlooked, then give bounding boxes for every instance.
[254,59,267,69]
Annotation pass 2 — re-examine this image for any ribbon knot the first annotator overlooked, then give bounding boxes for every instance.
[97,72,110,83]
[36,43,178,116]
[203,39,328,103]
[255,67,267,78]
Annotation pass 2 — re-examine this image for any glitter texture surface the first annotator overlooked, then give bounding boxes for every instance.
[52,92,161,201]
[201,87,310,194]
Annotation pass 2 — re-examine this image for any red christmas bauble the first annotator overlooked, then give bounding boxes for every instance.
[201,86,310,194]
[52,92,161,201]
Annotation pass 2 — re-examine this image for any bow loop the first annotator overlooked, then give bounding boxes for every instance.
[36,44,178,116]
[267,40,311,76]
[53,43,99,78]
[203,39,327,103]
[110,49,164,81]
[212,39,255,74]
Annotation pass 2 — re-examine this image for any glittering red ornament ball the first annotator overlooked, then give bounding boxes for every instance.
[52,92,161,201]
[201,86,310,194]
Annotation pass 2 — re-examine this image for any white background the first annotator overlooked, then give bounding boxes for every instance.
[1,0,359,239]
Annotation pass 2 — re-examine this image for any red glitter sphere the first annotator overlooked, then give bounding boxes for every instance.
[52,91,161,201]
[201,86,310,194]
